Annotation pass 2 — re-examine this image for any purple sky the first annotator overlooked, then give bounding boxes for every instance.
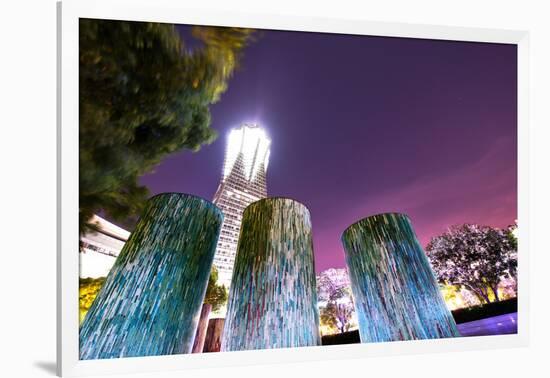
[140,27,517,273]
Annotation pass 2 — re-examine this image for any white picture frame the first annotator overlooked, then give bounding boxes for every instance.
[57,0,529,376]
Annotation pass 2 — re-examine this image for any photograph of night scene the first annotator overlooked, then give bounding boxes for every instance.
[78,18,518,360]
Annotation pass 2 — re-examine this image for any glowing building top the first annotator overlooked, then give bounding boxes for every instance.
[212,123,271,292]
[222,125,271,185]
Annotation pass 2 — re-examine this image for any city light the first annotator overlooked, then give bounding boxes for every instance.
[222,124,271,181]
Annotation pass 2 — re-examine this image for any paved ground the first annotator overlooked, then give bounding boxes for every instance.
[457,312,518,337]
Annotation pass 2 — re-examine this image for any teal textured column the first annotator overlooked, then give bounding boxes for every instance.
[341,213,459,343]
[79,193,223,359]
[222,198,321,351]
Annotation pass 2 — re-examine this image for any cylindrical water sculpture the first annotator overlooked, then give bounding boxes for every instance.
[222,198,321,351]
[79,193,223,359]
[341,213,459,343]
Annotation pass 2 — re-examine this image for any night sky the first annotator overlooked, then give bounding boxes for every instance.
[140,26,517,273]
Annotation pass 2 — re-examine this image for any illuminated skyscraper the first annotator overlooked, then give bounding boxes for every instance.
[212,124,271,289]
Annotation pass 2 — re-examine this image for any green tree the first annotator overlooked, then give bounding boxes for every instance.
[79,19,254,234]
[203,267,228,312]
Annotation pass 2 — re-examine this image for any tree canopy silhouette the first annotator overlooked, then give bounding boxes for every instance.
[79,19,254,233]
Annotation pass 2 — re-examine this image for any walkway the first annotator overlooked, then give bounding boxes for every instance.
[457,312,517,337]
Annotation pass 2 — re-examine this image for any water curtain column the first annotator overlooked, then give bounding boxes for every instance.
[79,193,223,359]
[341,213,460,343]
[222,198,321,351]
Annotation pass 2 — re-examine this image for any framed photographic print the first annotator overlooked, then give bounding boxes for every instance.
[57,0,529,376]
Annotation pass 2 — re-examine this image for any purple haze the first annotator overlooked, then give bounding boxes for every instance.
[141,27,517,273]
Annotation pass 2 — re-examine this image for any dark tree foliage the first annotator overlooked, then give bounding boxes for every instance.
[79,19,254,234]
[203,267,228,312]
[426,224,517,304]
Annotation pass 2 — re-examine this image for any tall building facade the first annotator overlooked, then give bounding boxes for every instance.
[212,124,271,289]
